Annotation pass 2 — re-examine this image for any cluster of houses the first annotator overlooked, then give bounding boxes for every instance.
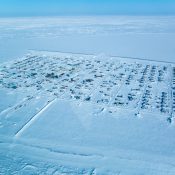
[0,53,174,122]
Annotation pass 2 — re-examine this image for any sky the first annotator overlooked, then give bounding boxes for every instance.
[0,0,175,16]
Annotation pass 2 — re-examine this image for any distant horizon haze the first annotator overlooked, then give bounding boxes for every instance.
[0,0,175,17]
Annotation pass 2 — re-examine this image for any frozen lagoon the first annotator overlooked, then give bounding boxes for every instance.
[0,16,175,63]
[0,16,175,174]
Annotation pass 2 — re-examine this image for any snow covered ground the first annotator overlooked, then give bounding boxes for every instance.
[1,50,175,174]
[0,16,175,174]
[0,16,175,63]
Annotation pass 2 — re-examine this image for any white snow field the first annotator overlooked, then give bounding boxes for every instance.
[0,16,175,174]
[1,50,175,174]
[0,16,175,63]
